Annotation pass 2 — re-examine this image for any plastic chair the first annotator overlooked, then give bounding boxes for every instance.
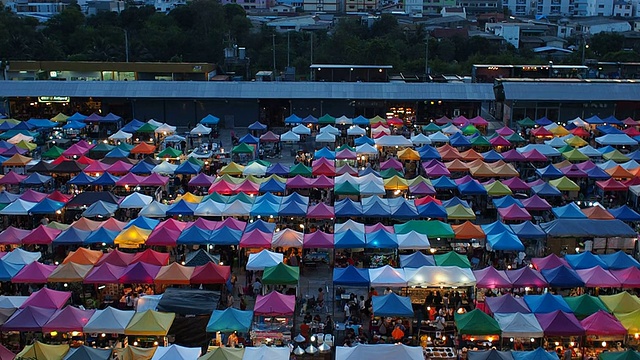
[323,334,334,346]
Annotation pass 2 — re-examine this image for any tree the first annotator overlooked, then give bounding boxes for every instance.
[589,33,624,57]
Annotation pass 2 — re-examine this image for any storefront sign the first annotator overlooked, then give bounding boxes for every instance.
[38,96,70,103]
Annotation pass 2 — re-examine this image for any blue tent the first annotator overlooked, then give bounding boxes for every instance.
[431,176,457,189]
[354,136,374,146]
[596,125,623,135]
[541,265,585,287]
[105,147,130,158]
[238,133,259,144]
[535,165,564,179]
[362,200,391,217]
[531,183,562,197]
[442,197,470,208]
[535,117,553,126]
[0,122,13,131]
[250,199,281,217]
[352,115,369,125]
[166,200,198,216]
[248,121,267,131]
[21,172,52,186]
[400,252,435,268]
[62,120,87,130]
[121,119,145,132]
[450,133,471,147]
[334,229,366,249]
[245,219,276,233]
[207,308,253,332]
[486,232,524,251]
[597,145,616,154]
[0,191,19,204]
[85,227,119,245]
[358,167,380,177]
[585,166,611,179]
[53,227,91,245]
[302,115,318,124]
[602,115,623,126]
[585,115,604,125]
[417,202,447,218]
[365,230,398,249]
[335,198,363,217]
[418,145,442,160]
[29,198,65,214]
[68,112,87,122]
[482,150,504,162]
[130,161,156,174]
[609,205,640,222]
[284,114,302,124]
[626,150,640,161]
[266,163,290,176]
[124,216,159,230]
[27,118,57,129]
[68,172,96,186]
[493,196,524,209]
[209,227,242,246]
[259,178,286,193]
[458,180,488,195]
[82,200,119,217]
[92,172,120,186]
[512,348,560,360]
[390,200,418,219]
[540,219,636,238]
[482,221,514,236]
[200,114,220,125]
[11,122,34,131]
[565,251,608,269]
[552,203,586,219]
[314,147,335,160]
[278,201,307,217]
[599,251,640,269]
[333,265,370,286]
[177,226,212,245]
[524,293,572,313]
[510,221,545,239]
[63,345,112,360]
[0,260,23,281]
[372,293,414,317]
[174,161,201,175]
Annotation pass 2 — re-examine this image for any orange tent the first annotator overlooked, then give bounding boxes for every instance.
[154,263,194,285]
[71,217,102,231]
[130,142,156,155]
[3,154,32,166]
[582,206,615,220]
[452,221,486,240]
[437,144,462,161]
[606,165,634,179]
[445,159,469,172]
[460,149,483,161]
[553,160,572,169]
[63,247,104,265]
[494,163,519,177]
[469,162,496,177]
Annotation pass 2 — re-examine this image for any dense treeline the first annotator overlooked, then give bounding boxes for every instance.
[0,0,638,76]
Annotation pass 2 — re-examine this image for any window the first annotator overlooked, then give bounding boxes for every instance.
[598,4,604,7]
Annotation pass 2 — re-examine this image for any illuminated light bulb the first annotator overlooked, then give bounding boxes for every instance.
[602,342,607,347]
[555,342,560,346]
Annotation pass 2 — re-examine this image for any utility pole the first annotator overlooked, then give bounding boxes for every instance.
[581,34,589,66]
[287,31,291,68]
[272,34,277,77]
[424,33,430,81]
[310,33,314,80]
[124,29,130,63]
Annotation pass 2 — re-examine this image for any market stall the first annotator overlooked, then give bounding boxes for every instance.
[251,291,295,346]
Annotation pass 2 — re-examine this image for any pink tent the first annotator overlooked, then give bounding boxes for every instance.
[312,175,334,189]
[47,190,71,203]
[0,171,26,185]
[191,218,218,231]
[208,180,235,194]
[20,288,71,309]
[101,217,127,231]
[501,149,527,162]
[42,306,95,332]
[580,310,627,336]
[239,230,272,248]
[380,158,404,171]
[95,249,135,267]
[498,204,532,221]
[496,127,515,136]
[0,226,31,244]
[22,225,62,245]
[11,262,57,283]
[506,267,548,288]
[216,218,246,231]
[501,177,531,191]
[522,149,548,162]
[158,218,188,232]
[312,161,336,177]
[336,164,358,175]
[188,173,215,187]
[106,161,133,174]
[115,173,145,187]
[452,116,469,126]
[19,190,47,203]
[307,203,334,219]
[303,231,334,248]
[140,173,169,186]
[576,161,596,171]
[286,175,312,189]
[611,267,640,288]
[119,262,161,284]
[336,149,357,160]
[435,116,451,125]
[132,249,170,266]
[489,136,512,147]
[254,291,296,316]
[469,116,489,126]
[76,140,95,150]
[576,266,621,287]
[409,182,436,195]
[531,254,569,271]
[521,195,552,211]
[473,267,512,288]
[84,161,110,173]
[234,180,260,194]
[0,344,15,360]
[84,263,126,284]
[62,143,89,157]
[1,306,57,332]
[366,223,395,233]
[146,227,180,247]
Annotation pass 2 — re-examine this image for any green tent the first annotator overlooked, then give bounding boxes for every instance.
[380,168,404,179]
[318,114,336,124]
[0,130,37,140]
[117,142,134,151]
[484,181,513,196]
[603,150,630,163]
[599,350,640,360]
[289,163,312,177]
[249,159,271,167]
[232,143,254,154]
[446,205,476,220]
[435,251,471,268]
[41,146,65,160]
[262,263,300,285]
[423,123,441,132]
[136,123,158,133]
[455,309,501,335]
[462,124,479,135]
[188,156,205,166]
[227,192,255,204]
[564,294,608,318]
[394,220,454,238]
[157,147,183,158]
[549,176,580,191]
[470,135,491,147]
[204,192,231,204]
[557,145,574,153]
[517,117,536,127]
[506,132,527,143]
[562,148,588,162]
[90,142,115,153]
[334,181,360,195]
[336,144,356,152]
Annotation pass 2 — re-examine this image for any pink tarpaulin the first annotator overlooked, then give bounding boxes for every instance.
[501,177,531,191]
[596,178,628,191]
[409,182,436,195]
[531,254,569,271]
[188,173,215,187]
[190,262,231,284]
[576,266,621,287]
[146,227,180,247]
[216,218,246,231]
[84,263,126,284]
[336,164,358,175]
[536,310,585,336]
[424,164,451,177]
[234,180,260,194]
[95,249,135,267]
[0,171,26,185]
[522,149,548,162]
[254,291,296,316]
[611,267,640,288]
[191,218,218,230]
[312,175,334,189]
[469,116,489,126]
[506,267,548,288]
[47,190,71,203]
[414,196,442,206]
[576,161,597,171]
[239,230,272,248]
[0,226,30,244]
[336,149,357,160]
[20,288,71,309]
[474,267,512,289]
[115,173,145,187]
[380,158,403,171]
[489,136,512,147]
[132,249,170,266]
[42,306,95,332]
[496,127,515,136]
[106,161,133,174]
[366,223,395,233]
[11,262,57,283]
[84,161,110,173]
[521,195,552,211]
[158,218,188,232]
[19,190,47,203]
[498,204,532,221]
[307,203,334,219]
[22,225,62,245]
[435,116,451,125]
[140,173,169,186]
[62,143,89,157]
[119,262,161,284]
[303,231,334,248]
[501,149,527,162]
[0,344,15,360]
[453,116,469,126]
[209,180,235,194]
[312,162,336,177]
[101,218,127,231]
[580,310,627,336]
[286,175,312,189]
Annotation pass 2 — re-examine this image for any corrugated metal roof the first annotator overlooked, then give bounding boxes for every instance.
[0,81,495,101]
[500,81,640,101]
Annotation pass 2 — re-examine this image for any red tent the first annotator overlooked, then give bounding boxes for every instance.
[624,127,640,137]
[312,162,336,176]
[531,127,553,137]
[95,249,135,267]
[84,263,126,284]
[131,249,169,266]
[414,196,442,206]
[84,161,110,173]
[47,190,71,203]
[596,178,628,191]
[580,310,627,336]
[571,127,590,137]
[22,225,62,245]
[76,155,95,165]
[190,262,231,284]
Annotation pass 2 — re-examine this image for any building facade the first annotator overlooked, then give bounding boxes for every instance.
[6,0,68,20]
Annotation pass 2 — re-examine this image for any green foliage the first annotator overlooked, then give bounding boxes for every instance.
[589,33,624,57]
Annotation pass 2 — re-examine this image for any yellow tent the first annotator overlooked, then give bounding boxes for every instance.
[615,309,640,334]
[175,192,203,203]
[397,148,421,161]
[564,136,588,147]
[15,140,37,151]
[484,181,513,196]
[124,310,176,336]
[262,174,286,183]
[550,126,570,136]
[245,175,266,184]
[114,346,157,360]
[48,262,93,282]
[549,176,580,191]
[219,162,245,175]
[0,118,19,125]
[16,341,69,360]
[199,347,245,360]
[446,205,476,220]
[600,292,640,314]
[114,226,151,248]
[50,113,69,122]
[383,175,408,190]
[407,175,431,187]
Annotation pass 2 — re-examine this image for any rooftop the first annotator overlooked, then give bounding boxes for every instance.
[497,78,640,101]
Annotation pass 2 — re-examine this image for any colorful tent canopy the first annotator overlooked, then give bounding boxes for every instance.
[455,309,501,335]
[124,310,175,336]
[254,291,295,316]
[372,293,414,317]
[535,310,585,336]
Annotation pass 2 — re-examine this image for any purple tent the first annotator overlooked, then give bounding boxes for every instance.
[496,127,515,136]
[217,217,246,231]
[506,267,548,288]
[485,293,531,314]
[188,173,215,187]
[521,195,552,211]
[561,165,588,178]
[84,263,126,284]
[118,262,161,284]
[424,164,451,177]
[474,267,512,288]
[0,226,30,244]
[536,310,585,336]
[409,182,436,195]
[522,149,548,162]
[21,288,71,309]
[502,149,527,162]
[2,306,57,331]
[576,161,597,171]
[307,203,334,219]
[501,177,530,191]
[239,230,272,248]
[531,254,569,271]
[42,306,95,332]
[454,175,476,185]
[286,175,312,189]
[498,204,532,221]
[312,175,334,188]
[303,231,334,248]
[576,266,621,287]
[380,158,404,171]
[11,262,57,283]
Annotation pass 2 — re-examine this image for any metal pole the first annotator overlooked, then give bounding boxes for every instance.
[124,30,130,63]
[424,33,429,80]
[581,34,586,66]
[287,31,290,68]
[310,33,314,80]
[272,34,276,76]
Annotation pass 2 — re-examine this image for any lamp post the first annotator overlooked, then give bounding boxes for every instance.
[581,34,589,65]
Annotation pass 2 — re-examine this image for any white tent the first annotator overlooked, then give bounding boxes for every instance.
[246,249,284,271]
[368,265,407,287]
[152,345,201,360]
[194,199,225,217]
[428,131,450,143]
[0,199,36,215]
[335,219,365,234]
[356,173,384,186]
[154,123,177,134]
[152,161,178,175]
[8,134,34,144]
[292,124,311,135]
[147,119,164,127]
[109,130,133,141]
[83,307,135,334]
[494,313,544,338]
[336,344,423,360]
[595,134,638,146]
[569,117,588,127]
[137,294,162,312]
[597,160,619,170]
[411,133,431,145]
[621,160,640,170]
[242,345,289,360]
[222,200,252,217]
[355,143,379,155]
[0,296,28,309]
[315,132,336,143]
[359,181,386,196]
[320,125,340,136]
[243,162,267,176]
[271,229,304,248]
[335,173,358,184]
[2,248,41,265]
[404,266,476,287]
[396,230,430,249]
[119,192,153,209]
[138,201,169,218]
[516,144,560,157]
[190,124,212,136]
[374,135,412,147]
[347,126,366,136]
[543,123,559,131]
[336,116,352,125]
[578,145,602,157]
[371,127,391,136]
[544,137,567,148]
[441,124,461,135]
[280,131,301,142]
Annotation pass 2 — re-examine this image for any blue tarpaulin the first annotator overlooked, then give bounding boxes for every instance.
[608,205,640,222]
[486,232,524,251]
[333,265,370,286]
[400,252,436,268]
[510,221,546,239]
[552,203,586,219]
[334,229,365,249]
[493,196,524,209]
[565,251,608,270]
[372,293,414,317]
[541,265,585,287]
[335,198,363,217]
[524,293,572,313]
[207,308,253,332]
[540,219,636,238]
[85,228,118,245]
[365,230,398,249]
[417,202,448,218]
[599,251,640,269]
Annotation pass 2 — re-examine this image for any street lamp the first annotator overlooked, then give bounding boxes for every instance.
[581,34,589,65]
